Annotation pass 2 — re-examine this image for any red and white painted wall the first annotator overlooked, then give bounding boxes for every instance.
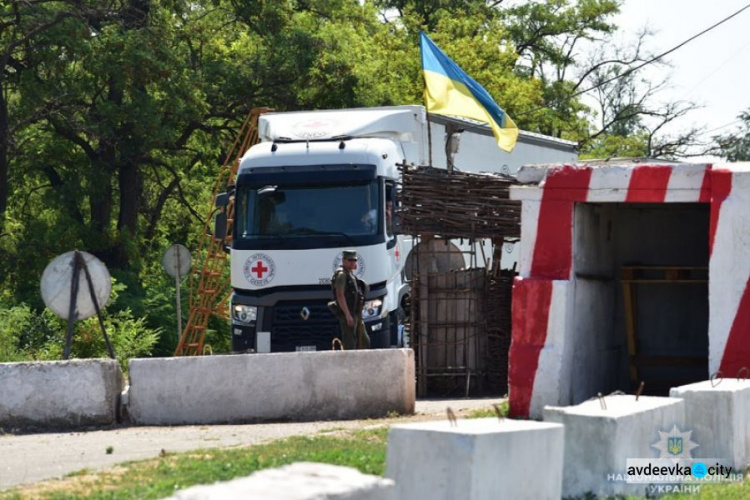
[508,162,750,418]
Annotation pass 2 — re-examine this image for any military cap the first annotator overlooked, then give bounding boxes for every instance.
[342,249,358,260]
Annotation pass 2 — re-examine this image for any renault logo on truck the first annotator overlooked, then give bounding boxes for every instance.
[300,307,311,321]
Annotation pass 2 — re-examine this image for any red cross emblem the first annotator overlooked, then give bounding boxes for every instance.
[251,261,268,278]
[244,253,276,285]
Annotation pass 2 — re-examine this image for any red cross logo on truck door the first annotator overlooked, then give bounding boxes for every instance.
[243,253,276,287]
[251,261,268,279]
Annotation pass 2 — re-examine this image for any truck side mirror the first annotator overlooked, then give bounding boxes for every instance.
[215,192,229,208]
[214,211,228,241]
[390,184,402,235]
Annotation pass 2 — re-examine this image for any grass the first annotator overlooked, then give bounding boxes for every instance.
[465,400,508,419]
[2,428,389,500]
[3,411,748,500]
[662,474,750,499]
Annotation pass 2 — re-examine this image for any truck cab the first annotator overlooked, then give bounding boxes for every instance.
[229,135,405,353]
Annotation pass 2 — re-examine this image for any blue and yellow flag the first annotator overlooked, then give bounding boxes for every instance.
[420,31,518,152]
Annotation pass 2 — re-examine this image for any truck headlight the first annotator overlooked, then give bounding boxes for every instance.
[232,304,257,325]
[362,299,383,321]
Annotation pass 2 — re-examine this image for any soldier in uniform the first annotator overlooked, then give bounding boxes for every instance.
[333,250,371,350]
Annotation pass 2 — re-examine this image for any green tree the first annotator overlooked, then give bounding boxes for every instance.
[577,29,703,159]
[713,110,750,161]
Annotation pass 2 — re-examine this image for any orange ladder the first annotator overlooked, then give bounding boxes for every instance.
[174,108,270,356]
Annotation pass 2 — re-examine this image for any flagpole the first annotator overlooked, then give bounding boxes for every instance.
[426,110,433,167]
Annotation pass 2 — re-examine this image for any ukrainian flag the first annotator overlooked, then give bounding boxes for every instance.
[420,31,518,152]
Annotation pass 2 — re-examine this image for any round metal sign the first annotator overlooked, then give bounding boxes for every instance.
[40,251,112,320]
[162,244,192,278]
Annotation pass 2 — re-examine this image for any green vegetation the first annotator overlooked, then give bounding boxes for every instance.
[465,400,509,419]
[0,0,730,363]
[0,283,158,372]
[1,422,747,499]
[1,428,389,500]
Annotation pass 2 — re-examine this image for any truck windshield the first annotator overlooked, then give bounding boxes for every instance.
[236,181,380,240]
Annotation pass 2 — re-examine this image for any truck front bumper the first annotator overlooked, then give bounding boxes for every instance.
[230,297,391,352]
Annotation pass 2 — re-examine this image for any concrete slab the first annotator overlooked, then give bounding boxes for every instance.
[0,359,123,429]
[385,417,564,500]
[544,395,685,498]
[169,462,394,500]
[670,379,750,468]
[127,349,415,425]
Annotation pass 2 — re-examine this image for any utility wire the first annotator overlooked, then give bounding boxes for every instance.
[516,2,750,117]
[677,35,750,102]
[704,119,744,135]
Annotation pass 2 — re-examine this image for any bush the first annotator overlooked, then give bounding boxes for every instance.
[0,305,32,362]
[0,302,160,373]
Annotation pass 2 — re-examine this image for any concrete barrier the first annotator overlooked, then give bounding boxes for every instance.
[670,379,750,469]
[169,462,394,500]
[385,418,564,500]
[0,359,123,429]
[544,395,685,498]
[127,349,415,425]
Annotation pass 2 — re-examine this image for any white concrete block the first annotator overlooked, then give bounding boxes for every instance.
[169,462,394,500]
[0,359,123,428]
[127,349,415,425]
[670,379,750,469]
[385,418,564,500]
[544,395,685,498]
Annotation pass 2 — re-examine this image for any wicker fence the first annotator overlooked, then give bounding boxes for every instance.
[399,165,518,397]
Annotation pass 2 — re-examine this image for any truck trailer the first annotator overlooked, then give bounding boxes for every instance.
[225,105,577,353]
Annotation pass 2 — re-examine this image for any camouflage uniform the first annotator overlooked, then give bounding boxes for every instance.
[334,251,371,350]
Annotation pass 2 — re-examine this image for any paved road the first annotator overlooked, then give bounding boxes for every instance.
[0,397,501,490]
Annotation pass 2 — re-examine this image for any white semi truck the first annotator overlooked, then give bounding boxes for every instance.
[225,105,577,353]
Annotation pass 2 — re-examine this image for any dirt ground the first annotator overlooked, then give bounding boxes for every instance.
[0,397,501,491]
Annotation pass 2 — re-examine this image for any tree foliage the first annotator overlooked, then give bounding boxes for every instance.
[712,110,750,162]
[0,0,712,361]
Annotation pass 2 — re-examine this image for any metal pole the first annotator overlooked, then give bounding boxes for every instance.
[426,111,434,166]
[80,253,116,359]
[175,246,183,343]
[64,252,81,360]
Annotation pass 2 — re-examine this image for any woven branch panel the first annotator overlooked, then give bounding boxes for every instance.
[398,164,520,240]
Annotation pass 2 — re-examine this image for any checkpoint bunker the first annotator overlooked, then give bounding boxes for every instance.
[508,161,750,418]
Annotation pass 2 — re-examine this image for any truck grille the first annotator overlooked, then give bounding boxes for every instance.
[270,300,340,352]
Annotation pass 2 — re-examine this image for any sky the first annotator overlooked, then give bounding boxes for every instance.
[611,0,750,153]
